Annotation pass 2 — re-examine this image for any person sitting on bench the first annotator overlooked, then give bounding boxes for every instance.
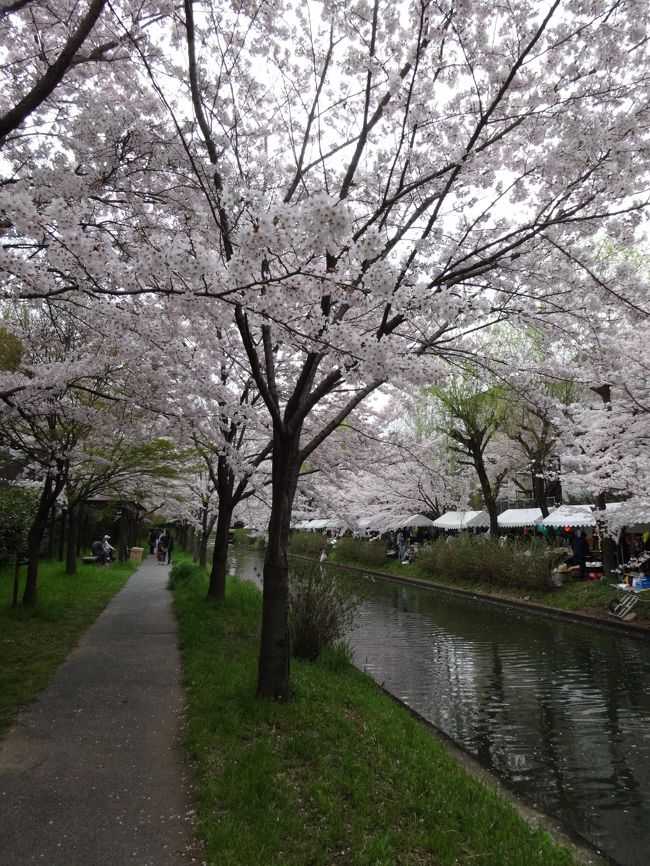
[90,536,113,566]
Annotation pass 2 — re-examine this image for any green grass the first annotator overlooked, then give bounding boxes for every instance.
[172,561,581,866]
[0,557,135,738]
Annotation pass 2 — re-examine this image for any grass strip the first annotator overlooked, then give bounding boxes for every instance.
[330,554,650,624]
[0,558,135,738]
[173,563,581,866]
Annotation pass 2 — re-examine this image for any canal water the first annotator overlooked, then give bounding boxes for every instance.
[229,547,650,866]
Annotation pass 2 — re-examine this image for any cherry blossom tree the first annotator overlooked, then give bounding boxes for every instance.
[306,425,473,532]
[63,431,181,574]
[0,0,171,143]
[2,0,650,695]
[535,241,650,575]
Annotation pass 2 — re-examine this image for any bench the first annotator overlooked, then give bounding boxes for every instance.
[81,555,99,564]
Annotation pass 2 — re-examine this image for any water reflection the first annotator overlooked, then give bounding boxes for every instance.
[229,547,650,866]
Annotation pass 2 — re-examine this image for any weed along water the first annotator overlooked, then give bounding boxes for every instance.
[229,546,650,866]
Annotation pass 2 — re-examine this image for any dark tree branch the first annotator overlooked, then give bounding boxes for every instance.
[0,0,107,144]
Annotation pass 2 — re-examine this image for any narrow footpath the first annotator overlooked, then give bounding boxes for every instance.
[0,558,200,866]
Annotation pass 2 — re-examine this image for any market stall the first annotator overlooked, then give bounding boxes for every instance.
[497,507,548,528]
[432,510,490,531]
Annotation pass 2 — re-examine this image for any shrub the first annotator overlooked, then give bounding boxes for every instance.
[169,561,202,588]
[232,527,259,546]
[288,562,359,662]
[319,641,356,671]
[336,536,387,566]
[288,531,327,557]
[416,536,555,591]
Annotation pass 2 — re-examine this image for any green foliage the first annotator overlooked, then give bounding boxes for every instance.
[169,560,202,588]
[288,562,358,662]
[232,527,259,546]
[0,326,23,372]
[288,531,327,557]
[319,641,356,672]
[0,485,38,564]
[171,569,580,866]
[416,536,555,590]
[336,536,388,566]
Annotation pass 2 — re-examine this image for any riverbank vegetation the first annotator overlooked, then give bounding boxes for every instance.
[284,532,650,626]
[416,536,557,588]
[172,561,580,866]
[0,559,135,738]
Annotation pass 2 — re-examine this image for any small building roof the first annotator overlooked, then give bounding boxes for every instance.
[432,510,490,530]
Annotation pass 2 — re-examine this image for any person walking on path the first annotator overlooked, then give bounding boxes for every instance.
[155,531,166,564]
[159,528,174,565]
[0,558,200,865]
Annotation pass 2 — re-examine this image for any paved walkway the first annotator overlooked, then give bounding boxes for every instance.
[0,558,201,866]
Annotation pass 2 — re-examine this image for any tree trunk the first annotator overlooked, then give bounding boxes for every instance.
[23,471,66,606]
[200,513,217,570]
[473,452,499,536]
[207,501,233,600]
[531,466,549,518]
[257,431,301,701]
[57,508,67,561]
[591,385,617,580]
[47,505,56,559]
[65,500,81,575]
[119,507,128,562]
[594,492,617,580]
[198,501,210,570]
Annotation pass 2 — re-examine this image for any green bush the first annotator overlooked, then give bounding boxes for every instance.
[288,531,327,557]
[232,527,258,546]
[169,561,202,588]
[0,485,38,565]
[288,562,358,662]
[336,536,388,566]
[416,536,554,590]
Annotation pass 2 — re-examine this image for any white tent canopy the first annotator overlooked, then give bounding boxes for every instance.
[350,513,436,534]
[354,515,390,533]
[497,508,547,528]
[541,504,595,528]
[398,514,436,528]
[432,510,490,530]
[293,517,344,531]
